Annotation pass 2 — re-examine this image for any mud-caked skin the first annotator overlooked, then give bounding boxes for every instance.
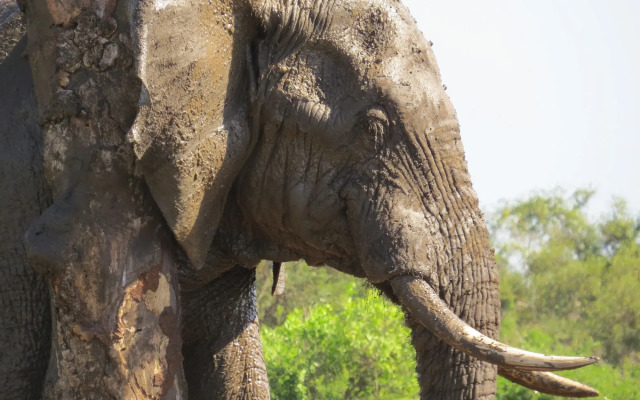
[1,0,598,399]
[227,2,501,397]
[140,0,597,398]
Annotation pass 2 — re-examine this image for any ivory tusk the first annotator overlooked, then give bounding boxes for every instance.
[498,367,600,397]
[390,275,599,371]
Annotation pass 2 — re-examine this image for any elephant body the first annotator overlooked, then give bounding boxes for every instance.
[0,0,598,399]
[0,6,50,397]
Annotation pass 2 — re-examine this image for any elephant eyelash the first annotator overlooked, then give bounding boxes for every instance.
[360,107,389,151]
[367,118,386,139]
[365,107,389,126]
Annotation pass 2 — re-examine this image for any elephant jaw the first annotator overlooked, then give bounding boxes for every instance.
[389,275,600,398]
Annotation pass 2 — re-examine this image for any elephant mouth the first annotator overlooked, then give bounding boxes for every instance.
[389,275,600,398]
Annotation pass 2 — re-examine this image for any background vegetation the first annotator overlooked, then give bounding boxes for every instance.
[257,190,640,399]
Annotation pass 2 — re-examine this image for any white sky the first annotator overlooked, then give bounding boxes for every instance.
[402,0,640,217]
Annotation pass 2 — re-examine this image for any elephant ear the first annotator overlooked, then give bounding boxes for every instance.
[128,0,262,268]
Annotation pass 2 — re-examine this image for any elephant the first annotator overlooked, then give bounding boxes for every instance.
[0,0,600,398]
[0,2,51,398]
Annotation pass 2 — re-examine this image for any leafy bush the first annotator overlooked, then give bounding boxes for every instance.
[494,190,640,399]
[261,283,419,399]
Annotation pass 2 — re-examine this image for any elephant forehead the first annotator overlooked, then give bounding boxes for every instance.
[325,0,398,65]
[373,53,447,113]
[262,49,366,133]
[325,0,446,109]
[275,49,357,105]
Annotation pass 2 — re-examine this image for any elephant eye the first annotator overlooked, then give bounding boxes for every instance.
[361,107,389,150]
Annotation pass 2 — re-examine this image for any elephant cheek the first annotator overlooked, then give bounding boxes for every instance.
[350,199,443,284]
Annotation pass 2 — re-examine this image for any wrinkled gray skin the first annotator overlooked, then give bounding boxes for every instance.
[204,1,502,397]
[1,0,597,399]
[219,1,501,397]
[0,3,50,398]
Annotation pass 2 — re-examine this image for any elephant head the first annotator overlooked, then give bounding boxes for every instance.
[130,0,599,398]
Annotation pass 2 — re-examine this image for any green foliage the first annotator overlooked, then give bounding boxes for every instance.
[256,261,367,327]
[493,189,640,398]
[260,280,419,399]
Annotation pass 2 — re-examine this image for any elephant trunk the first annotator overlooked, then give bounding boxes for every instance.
[384,178,599,397]
[376,203,599,398]
[348,114,598,397]
[398,193,504,399]
[347,129,505,397]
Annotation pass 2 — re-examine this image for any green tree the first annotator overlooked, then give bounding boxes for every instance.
[492,189,640,399]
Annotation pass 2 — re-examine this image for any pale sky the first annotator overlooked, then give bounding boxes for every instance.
[402,0,640,217]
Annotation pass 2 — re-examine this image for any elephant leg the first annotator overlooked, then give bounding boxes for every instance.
[0,33,51,398]
[182,265,270,400]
